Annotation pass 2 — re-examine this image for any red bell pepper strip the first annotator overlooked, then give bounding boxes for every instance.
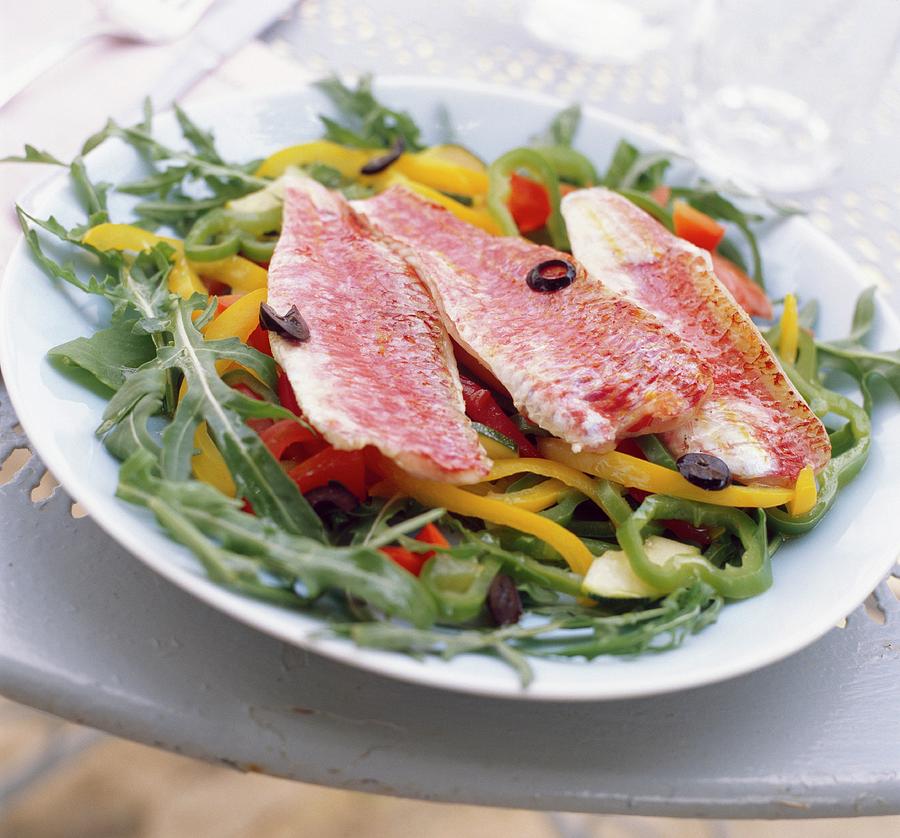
[288,447,367,501]
[415,521,450,562]
[277,369,303,417]
[459,375,540,458]
[673,201,725,251]
[508,172,551,234]
[259,419,316,460]
[380,545,428,576]
[710,252,774,320]
[247,325,272,356]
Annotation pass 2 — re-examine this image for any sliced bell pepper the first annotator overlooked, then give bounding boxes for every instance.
[486,478,568,512]
[673,201,725,251]
[203,287,267,344]
[277,369,302,417]
[787,465,817,516]
[710,253,772,320]
[413,522,451,564]
[460,376,539,458]
[539,438,795,508]
[778,292,799,365]
[255,140,372,179]
[83,223,205,299]
[487,147,569,250]
[375,457,595,575]
[289,447,367,501]
[380,545,428,576]
[259,419,316,460]
[508,172,551,233]
[192,423,236,497]
[247,325,272,356]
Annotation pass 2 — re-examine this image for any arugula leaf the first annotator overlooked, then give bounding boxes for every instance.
[1,144,65,165]
[314,74,424,151]
[117,451,437,626]
[49,318,156,391]
[174,103,224,164]
[531,104,581,147]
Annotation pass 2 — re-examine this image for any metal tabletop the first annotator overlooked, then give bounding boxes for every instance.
[3,0,900,818]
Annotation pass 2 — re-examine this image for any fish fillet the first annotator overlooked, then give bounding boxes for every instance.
[562,187,830,485]
[266,177,489,483]
[355,187,713,453]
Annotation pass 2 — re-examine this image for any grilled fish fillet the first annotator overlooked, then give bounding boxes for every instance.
[267,177,490,483]
[562,187,831,485]
[355,187,713,453]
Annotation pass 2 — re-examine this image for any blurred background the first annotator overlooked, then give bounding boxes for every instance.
[2,1,899,835]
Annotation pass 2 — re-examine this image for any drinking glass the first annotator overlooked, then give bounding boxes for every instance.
[684,0,900,192]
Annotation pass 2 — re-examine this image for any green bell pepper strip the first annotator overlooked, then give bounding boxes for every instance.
[487,148,570,251]
[184,208,242,261]
[419,554,502,622]
[532,145,598,187]
[617,496,771,599]
[185,205,282,262]
[767,335,871,535]
[635,435,676,469]
[615,188,674,231]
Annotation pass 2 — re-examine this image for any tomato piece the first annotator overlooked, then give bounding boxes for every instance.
[379,546,428,576]
[247,325,272,356]
[673,201,725,251]
[459,375,539,458]
[277,369,303,416]
[508,172,551,234]
[215,293,242,316]
[710,252,774,320]
[288,447,367,501]
[259,419,316,460]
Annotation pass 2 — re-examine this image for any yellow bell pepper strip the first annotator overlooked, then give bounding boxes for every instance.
[192,256,267,294]
[255,140,372,179]
[192,423,236,497]
[538,438,795,508]
[486,478,568,512]
[393,153,488,196]
[83,223,266,296]
[779,292,799,364]
[203,287,267,343]
[83,223,205,299]
[787,465,817,516]
[374,171,501,233]
[374,460,595,575]
[255,140,489,196]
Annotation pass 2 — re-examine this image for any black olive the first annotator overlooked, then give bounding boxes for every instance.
[360,136,406,175]
[304,481,359,520]
[526,259,576,292]
[487,574,523,626]
[259,302,310,342]
[676,452,732,491]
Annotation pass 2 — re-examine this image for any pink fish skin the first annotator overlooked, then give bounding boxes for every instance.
[563,187,831,486]
[355,187,713,454]
[267,177,489,484]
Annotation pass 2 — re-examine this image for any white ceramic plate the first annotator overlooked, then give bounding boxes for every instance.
[2,79,899,701]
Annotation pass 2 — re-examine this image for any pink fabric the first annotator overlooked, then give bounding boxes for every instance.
[0,0,308,268]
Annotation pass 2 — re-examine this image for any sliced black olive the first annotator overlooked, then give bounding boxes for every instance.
[259,302,310,342]
[360,136,406,175]
[487,574,523,626]
[676,452,732,491]
[304,481,359,519]
[526,259,576,292]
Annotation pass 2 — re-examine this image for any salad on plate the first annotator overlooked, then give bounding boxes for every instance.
[4,76,898,686]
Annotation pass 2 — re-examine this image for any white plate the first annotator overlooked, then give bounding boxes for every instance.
[2,78,899,701]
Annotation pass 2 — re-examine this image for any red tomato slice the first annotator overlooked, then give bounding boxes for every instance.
[259,419,316,460]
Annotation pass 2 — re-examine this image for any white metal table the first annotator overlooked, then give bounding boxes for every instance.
[3,0,900,818]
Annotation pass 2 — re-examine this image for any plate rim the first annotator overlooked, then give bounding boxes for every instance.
[2,76,899,701]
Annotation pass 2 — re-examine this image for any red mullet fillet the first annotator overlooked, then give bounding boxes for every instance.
[266,177,489,483]
[355,187,713,453]
[562,187,831,485]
